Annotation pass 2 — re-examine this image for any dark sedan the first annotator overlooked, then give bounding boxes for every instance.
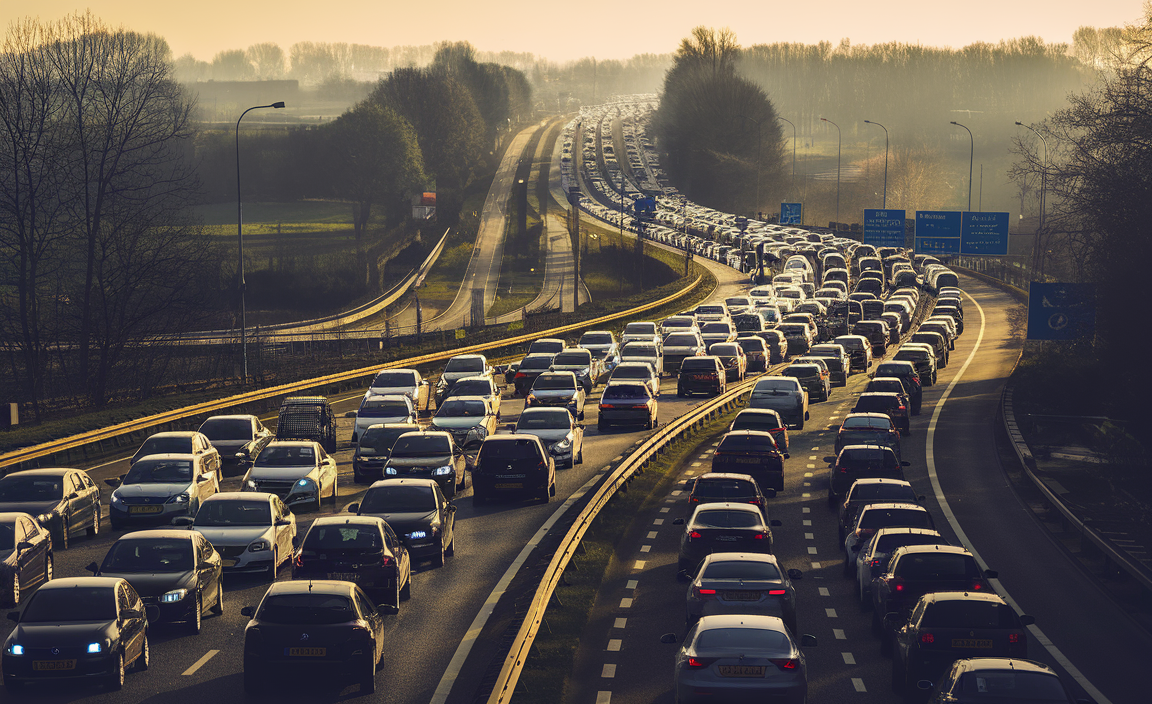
[710,430,788,493]
[0,512,52,607]
[471,435,556,505]
[291,516,412,606]
[197,415,272,473]
[352,422,420,485]
[88,529,222,634]
[873,361,923,415]
[599,382,659,430]
[923,658,1084,704]
[851,392,910,435]
[241,580,385,694]
[509,353,556,396]
[382,431,468,497]
[834,414,902,458]
[0,469,101,550]
[350,479,455,567]
[2,577,152,692]
[675,503,781,574]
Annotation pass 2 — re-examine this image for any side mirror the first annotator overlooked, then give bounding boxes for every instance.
[234,450,249,460]
[16,541,32,552]
[901,461,911,467]
[984,569,999,579]
[672,518,685,525]
[347,503,360,513]
[787,568,803,580]
[770,519,782,527]
[7,611,19,623]
[676,569,692,582]
[172,516,194,527]
[380,604,400,615]
[917,680,935,691]
[240,606,255,618]
[659,633,678,644]
[799,634,818,647]
[1019,614,1036,626]
[345,411,357,418]
[85,561,100,574]
[120,608,142,621]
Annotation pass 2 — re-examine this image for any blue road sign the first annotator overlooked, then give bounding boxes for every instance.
[961,212,1010,255]
[780,203,802,225]
[862,209,906,247]
[1027,283,1096,340]
[915,210,962,254]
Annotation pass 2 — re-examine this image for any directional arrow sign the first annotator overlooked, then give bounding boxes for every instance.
[1027,282,1096,340]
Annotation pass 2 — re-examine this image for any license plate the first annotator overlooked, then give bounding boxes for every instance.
[718,665,764,677]
[952,638,993,648]
[286,647,326,657]
[495,482,522,489]
[731,457,762,465]
[715,536,738,542]
[723,591,760,601]
[33,660,76,671]
[222,559,238,567]
[128,505,163,514]
[327,572,359,581]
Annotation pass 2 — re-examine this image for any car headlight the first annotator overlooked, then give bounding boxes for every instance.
[166,492,190,505]
[248,540,270,552]
[408,530,428,539]
[437,379,448,389]
[467,426,488,440]
[245,479,258,490]
[160,589,188,603]
[110,493,123,506]
[87,642,103,654]
[553,438,572,452]
[8,644,24,656]
[576,368,590,377]
[433,465,454,476]
[293,479,315,493]
[385,466,398,475]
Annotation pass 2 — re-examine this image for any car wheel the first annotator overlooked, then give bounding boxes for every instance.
[400,570,412,600]
[267,549,278,580]
[212,580,224,615]
[576,449,583,465]
[7,574,18,607]
[135,632,150,671]
[361,654,377,694]
[891,656,905,694]
[189,593,202,635]
[796,417,805,431]
[87,505,100,537]
[107,651,125,690]
[243,664,262,694]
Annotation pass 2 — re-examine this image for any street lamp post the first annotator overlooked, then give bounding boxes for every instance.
[777,116,796,201]
[236,101,286,385]
[863,120,889,209]
[1016,121,1049,276]
[950,121,974,212]
[820,117,841,226]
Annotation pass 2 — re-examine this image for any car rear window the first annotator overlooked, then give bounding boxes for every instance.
[854,396,899,412]
[580,333,612,345]
[737,338,766,352]
[693,510,763,529]
[842,416,893,430]
[553,352,590,366]
[701,323,733,334]
[665,334,700,347]
[199,418,252,441]
[533,374,575,390]
[436,399,487,417]
[702,560,781,580]
[360,398,411,417]
[445,357,484,372]
[520,356,553,370]
[848,483,913,502]
[693,479,757,499]
[602,384,650,399]
[372,371,417,387]
[957,671,1066,699]
[681,358,717,372]
[859,508,932,530]
[478,438,541,461]
[717,433,778,452]
[622,343,657,356]
[711,344,739,356]
[921,600,1019,629]
[258,594,357,625]
[304,524,382,550]
[696,628,790,652]
[874,533,944,553]
[390,434,452,457]
[785,365,818,377]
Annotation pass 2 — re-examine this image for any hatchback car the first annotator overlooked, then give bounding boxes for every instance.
[728,408,789,453]
[619,341,663,376]
[748,377,808,429]
[685,553,803,634]
[526,372,586,419]
[129,431,220,471]
[108,454,220,529]
[735,336,770,373]
[687,473,771,516]
[833,334,873,372]
[382,431,468,497]
[471,435,556,505]
[292,515,413,602]
[242,441,338,512]
[835,414,902,459]
[676,503,780,573]
[711,431,788,492]
[184,492,296,577]
[808,343,850,385]
[351,478,454,566]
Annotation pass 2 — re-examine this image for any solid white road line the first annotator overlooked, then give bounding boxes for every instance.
[181,649,219,676]
[925,289,1113,704]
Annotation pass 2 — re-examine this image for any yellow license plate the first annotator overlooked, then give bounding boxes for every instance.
[221,559,238,567]
[718,665,764,677]
[495,482,522,489]
[33,660,76,671]
[951,638,993,648]
[286,647,326,657]
[128,505,163,514]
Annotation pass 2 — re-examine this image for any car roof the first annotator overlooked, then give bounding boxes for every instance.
[696,614,788,632]
[202,492,274,503]
[118,529,200,541]
[266,440,316,448]
[310,515,386,528]
[872,527,941,538]
[701,552,781,565]
[692,502,763,515]
[134,453,198,461]
[0,511,39,522]
[848,478,912,489]
[2,468,77,477]
[264,580,356,597]
[367,478,440,489]
[919,590,1008,606]
[694,472,759,483]
[951,658,1056,676]
[202,414,256,421]
[397,429,453,440]
[895,544,971,557]
[453,376,494,384]
[859,502,926,512]
[145,431,201,438]
[857,392,900,399]
[39,576,122,591]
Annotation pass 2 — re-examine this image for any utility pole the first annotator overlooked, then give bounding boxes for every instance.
[950,121,974,212]
[777,116,797,200]
[821,118,841,227]
[863,120,889,209]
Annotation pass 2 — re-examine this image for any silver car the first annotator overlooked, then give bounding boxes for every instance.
[620,321,661,347]
[748,377,809,429]
[619,341,663,376]
[514,407,584,468]
[351,394,416,443]
[242,440,339,512]
[526,372,586,419]
[108,453,220,529]
[672,614,816,704]
[436,354,492,404]
[184,492,296,577]
[685,553,803,634]
[367,368,428,406]
[429,396,497,450]
[608,362,660,397]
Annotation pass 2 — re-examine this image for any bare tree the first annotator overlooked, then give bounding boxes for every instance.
[246,43,286,80]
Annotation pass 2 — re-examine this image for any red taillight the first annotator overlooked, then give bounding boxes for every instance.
[920,632,934,644]
[689,530,702,539]
[972,582,983,590]
[768,589,786,595]
[381,555,394,566]
[632,404,650,410]
[292,552,303,568]
[898,405,906,411]
[600,403,616,409]
[696,588,717,597]
[870,559,882,568]
[687,657,709,669]
[770,658,799,670]
[753,532,768,540]
[838,465,848,473]
[748,499,761,505]
[690,496,700,503]
[1009,633,1021,643]
[514,372,527,379]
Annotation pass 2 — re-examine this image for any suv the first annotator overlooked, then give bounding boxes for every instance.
[851,320,889,356]
[894,345,938,386]
[382,430,468,497]
[471,435,556,505]
[686,473,770,515]
[275,397,337,452]
[834,414,903,458]
[833,334,873,372]
[662,332,706,373]
[782,362,829,402]
[677,356,727,397]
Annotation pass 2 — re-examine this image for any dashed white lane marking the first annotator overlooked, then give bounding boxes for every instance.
[810,446,819,451]
[803,482,811,487]
[640,545,651,553]
[182,650,219,676]
[613,456,623,462]
[804,472,813,478]
[691,462,702,467]
[818,587,830,596]
[808,455,818,460]
[647,531,658,539]
[804,533,814,540]
[833,629,846,640]
[829,415,839,419]
[659,507,670,513]
[802,493,811,498]
[671,490,682,496]
[802,507,810,514]
[852,678,867,692]
[803,520,812,526]
[597,691,613,703]
[825,608,838,618]
[607,639,622,652]
[807,547,818,554]
[664,498,675,504]
[653,519,664,525]
[811,562,821,569]
[614,618,627,628]
[806,464,815,469]
[842,652,856,665]
[633,560,646,570]
[626,579,638,589]
[602,664,617,678]
[619,598,633,608]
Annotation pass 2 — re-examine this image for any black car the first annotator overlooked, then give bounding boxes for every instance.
[292,516,412,605]
[88,529,222,634]
[854,527,945,606]
[835,413,903,458]
[873,361,923,415]
[241,580,385,694]
[852,392,910,435]
[471,435,556,505]
[872,545,996,636]
[510,353,556,395]
[352,422,420,484]
[0,512,52,607]
[852,320,889,356]
[677,356,726,397]
[2,577,152,692]
[836,478,922,542]
[0,469,101,550]
[382,431,468,497]
[686,473,771,516]
[675,503,781,574]
[922,658,1083,704]
[710,430,788,492]
[728,408,789,453]
[599,382,658,430]
[350,479,456,567]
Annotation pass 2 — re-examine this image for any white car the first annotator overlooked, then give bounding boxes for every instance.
[108,453,220,529]
[184,492,296,578]
[619,341,663,376]
[351,394,417,443]
[242,440,339,512]
[608,362,661,397]
[367,368,428,406]
[620,321,661,347]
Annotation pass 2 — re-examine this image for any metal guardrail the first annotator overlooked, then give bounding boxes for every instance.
[1,273,706,473]
[487,372,758,704]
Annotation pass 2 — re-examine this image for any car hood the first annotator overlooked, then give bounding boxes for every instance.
[114,483,192,499]
[10,621,114,648]
[386,455,453,468]
[98,571,195,598]
[193,526,272,547]
[209,439,249,454]
[248,466,315,481]
[358,510,437,531]
[530,389,576,399]
[369,385,417,397]
[0,500,60,516]
[526,429,571,443]
[431,417,484,430]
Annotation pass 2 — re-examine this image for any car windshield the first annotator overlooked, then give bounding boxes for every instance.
[681,359,715,372]
[102,538,195,573]
[696,627,790,652]
[304,524,382,549]
[533,375,575,391]
[694,510,762,529]
[875,533,943,553]
[854,396,898,411]
[693,479,756,498]
[849,483,912,501]
[602,384,649,399]
[843,417,892,430]
[922,600,1019,628]
[521,356,553,370]
[624,323,655,334]
[612,366,651,380]
[622,344,657,356]
[123,459,192,484]
[436,400,487,417]
[359,427,413,455]
[359,398,410,417]
[360,485,437,513]
[860,508,932,530]
[195,499,272,527]
[136,437,193,456]
[581,333,612,345]
[198,418,252,441]
[553,352,590,366]
[21,586,117,622]
[663,318,692,329]
[258,594,357,625]
[711,345,738,356]
[957,671,1067,699]
[444,357,484,373]
[372,371,416,387]
[664,334,699,347]
[478,439,541,461]
[451,380,491,396]
[390,435,452,457]
[518,410,570,430]
[0,475,64,502]
[701,323,731,333]
[753,379,797,393]
[255,446,315,466]
[702,561,781,580]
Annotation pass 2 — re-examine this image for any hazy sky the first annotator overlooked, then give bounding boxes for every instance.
[2,1,1146,62]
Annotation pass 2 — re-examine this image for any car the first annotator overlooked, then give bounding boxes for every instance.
[678,356,727,397]
[620,321,661,347]
[514,407,584,468]
[471,435,556,505]
[711,430,788,492]
[845,503,936,574]
[921,658,1085,704]
[182,492,296,577]
[782,362,829,402]
[240,580,385,694]
[381,431,469,496]
[777,322,813,355]
[685,553,803,633]
[808,343,850,385]
[526,372,587,420]
[853,527,945,606]
[350,478,455,566]
[852,392,911,435]
[107,454,220,529]
[724,296,753,315]
[760,329,789,364]
[366,368,427,406]
[527,337,566,356]
[662,332,707,374]
[891,592,1033,695]
[660,315,699,338]
[87,529,222,633]
[508,353,556,396]
[852,320,889,356]
[873,361,923,415]
[619,341,663,376]
[676,503,780,574]
[734,336,769,372]
[833,334,873,372]
[0,468,101,550]
[197,415,273,473]
[241,440,338,512]
[436,354,493,404]
[880,312,905,342]
[441,375,502,418]
[747,377,808,429]
[864,377,913,424]
[708,343,747,382]
[728,408,789,452]
[783,312,818,339]
[549,347,601,392]
[352,422,420,484]
[700,321,736,347]
[293,515,414,600]
[895,344,938,386]
[274,397,337,452]
[910,331,949,369]
[129,431,221,471]
[2,577,152,692]
[694,303,730,323]
[919,320,957,350]
[672,614,816,704]
[836,477,922,542]
[578,330,619,370]
[686,473,771,516]
[0,512,52,607]
[834,415,903,459]
[608,362,661,397]
[599,382,659,430]
[429,396,498,451]
[350,394,416,444]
